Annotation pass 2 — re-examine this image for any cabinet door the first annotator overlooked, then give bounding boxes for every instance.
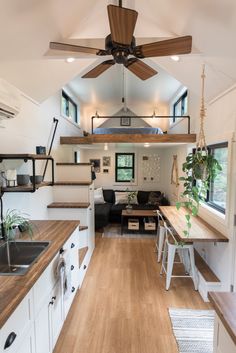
[34,298,50,353]
[16,328,35,353]
[49,281,63,350]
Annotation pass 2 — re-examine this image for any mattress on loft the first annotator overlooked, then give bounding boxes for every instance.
[93,127,163,134]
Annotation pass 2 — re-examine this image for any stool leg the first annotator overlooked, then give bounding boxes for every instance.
[166,245,176,290]
[160,241,167,275]
[158,227,165,262]
[189,246,198,290]
[183,248,190,274]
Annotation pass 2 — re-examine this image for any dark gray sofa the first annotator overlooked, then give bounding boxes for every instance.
[95,189,169,229]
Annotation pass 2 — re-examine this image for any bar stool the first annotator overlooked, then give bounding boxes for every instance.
[156,210,166,262]
[160,222,198,291]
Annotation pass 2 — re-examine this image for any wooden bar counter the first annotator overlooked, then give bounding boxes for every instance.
[159,206,228,243]
[0,220,79,328]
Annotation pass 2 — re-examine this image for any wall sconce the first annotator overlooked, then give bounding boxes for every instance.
[104,143,108,151]
[95,111,99,118]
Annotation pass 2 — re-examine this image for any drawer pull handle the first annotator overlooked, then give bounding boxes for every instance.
[71,265,74,271]
[71,243,75,249]
[71,286,75,293]
[49,296,56,305]
[4,332,17,349]
[59,248,64,254]
[83,264,87,270]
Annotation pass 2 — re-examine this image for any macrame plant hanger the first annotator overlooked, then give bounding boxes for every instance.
[196,64,207,153]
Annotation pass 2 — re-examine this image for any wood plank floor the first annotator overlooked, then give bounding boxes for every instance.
[54,237,211,353]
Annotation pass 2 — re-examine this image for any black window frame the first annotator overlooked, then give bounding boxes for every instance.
[193,142,228,214]
[173,90,188,123]
[115,153,135,182]
[61,90,78,123]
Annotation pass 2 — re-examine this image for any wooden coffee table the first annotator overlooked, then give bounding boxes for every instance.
[121,209,158,235]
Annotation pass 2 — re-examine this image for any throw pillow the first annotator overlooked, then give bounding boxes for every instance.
[94,187,105,204]
[148,191,163,206]
[115,191,128,204]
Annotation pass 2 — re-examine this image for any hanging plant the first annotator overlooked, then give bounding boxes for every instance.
[176,65,222,237]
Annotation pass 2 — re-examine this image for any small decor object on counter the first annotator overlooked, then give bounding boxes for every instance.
[30,175,43,184]
[1,170,17,187]
[36,146,46,154]
[17,174,30,186]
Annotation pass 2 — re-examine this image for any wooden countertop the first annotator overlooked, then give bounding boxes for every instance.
[159,206,228,243]
[209,292,236,345]
[0,220,80,328]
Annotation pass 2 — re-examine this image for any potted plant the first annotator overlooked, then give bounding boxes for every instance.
[176,150,222,237]
[126,190,137,213]
[1,209,34,241]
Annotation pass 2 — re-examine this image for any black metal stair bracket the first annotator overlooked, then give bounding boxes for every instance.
[43,117,59,181]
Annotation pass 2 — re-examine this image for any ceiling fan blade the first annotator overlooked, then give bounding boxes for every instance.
[49,42,106,56]
[126,59,157,80]
[82,60,115,78]
[107,5,138,46]
[134,36,192,58]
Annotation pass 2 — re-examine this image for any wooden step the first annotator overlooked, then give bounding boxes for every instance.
[47,202,90,209]
[79,226,88,232]
[79,246,89,267]
[194,249,220,283]
[54,181,92,186]
[56,163,91,166]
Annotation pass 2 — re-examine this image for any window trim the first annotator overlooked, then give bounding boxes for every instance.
[193,142,228,214]
[173,90,188,123]
[115,153,135,182]
[61,90,78,123]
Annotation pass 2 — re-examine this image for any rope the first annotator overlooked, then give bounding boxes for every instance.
[196,64,207,152]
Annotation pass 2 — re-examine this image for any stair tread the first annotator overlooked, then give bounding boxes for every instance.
[79,226,88,231]
[47,202,90,209]
[56,163,92,166]
[194,249,220,283]
[79,246,89,267]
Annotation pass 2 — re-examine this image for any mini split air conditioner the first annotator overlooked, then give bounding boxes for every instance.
[0,78,21,119]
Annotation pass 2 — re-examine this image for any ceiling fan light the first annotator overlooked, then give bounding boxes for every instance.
[66,57,75,63]
[171,55,180,62]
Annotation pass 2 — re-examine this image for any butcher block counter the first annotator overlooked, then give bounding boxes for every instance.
[0,220,80,329]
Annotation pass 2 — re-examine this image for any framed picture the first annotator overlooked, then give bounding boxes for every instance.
[120,117,131,126]
[103,168,109,174]
[89,159,101,173]
[103,156,111,167]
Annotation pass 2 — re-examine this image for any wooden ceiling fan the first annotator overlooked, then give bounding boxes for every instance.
[49,1,192,80]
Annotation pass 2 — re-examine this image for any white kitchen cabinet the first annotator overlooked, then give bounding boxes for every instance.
[213,313,236,353]
[34,296,50,353]
[14,327,35,353]
[49,281,63,351]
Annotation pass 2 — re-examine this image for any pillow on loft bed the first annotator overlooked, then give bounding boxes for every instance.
[93,127,163,135]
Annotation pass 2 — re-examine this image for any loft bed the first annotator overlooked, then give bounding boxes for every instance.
[60,115,197,145]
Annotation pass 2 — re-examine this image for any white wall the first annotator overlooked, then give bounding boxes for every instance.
[164,86,236,290]
[0,85,82,219]
[80,146,167,192]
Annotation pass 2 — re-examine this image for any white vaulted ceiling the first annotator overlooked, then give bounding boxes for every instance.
[0,0,235,103]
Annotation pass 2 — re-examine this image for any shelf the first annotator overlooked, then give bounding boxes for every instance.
[0,154,53,160]
[79,246,89,268]
[54,181,92,186]
[47,202,90,209]
[1,182,53,192]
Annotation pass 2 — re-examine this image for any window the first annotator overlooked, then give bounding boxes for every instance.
[194,142,228,214]
[207,142,228,213]
[61,90,78,123]
[115,153,135,182]
[172,90,188,123]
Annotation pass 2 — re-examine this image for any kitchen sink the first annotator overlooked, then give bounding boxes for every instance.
[0,241,50,275]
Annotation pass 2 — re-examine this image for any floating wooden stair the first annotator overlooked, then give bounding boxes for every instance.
[79,246,89,268]
[194,249,220,283]
[60,134,197,145]
[47,202,90,209]
[79,226,88,232]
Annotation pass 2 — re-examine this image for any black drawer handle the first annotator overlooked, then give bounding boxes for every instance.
[4,332,17,349]
[71,243,75,249]
[59,248,64,254]
[49,296,56,305]
[83,264,87,270]
[71,265,74,271]
[71,286,75,293]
